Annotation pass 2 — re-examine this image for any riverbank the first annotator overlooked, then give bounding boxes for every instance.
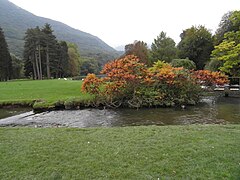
[0,125,239,179]
[0,79,94,112]
[2,96,240,127]
[1,79,239,113]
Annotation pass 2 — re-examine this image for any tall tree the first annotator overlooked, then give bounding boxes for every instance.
[23,27,43,80]
[41,23,58,79]
[150,31,177,63]
[125,41,150,66]
[178,25,214,70]
[0,27,12,81]
[211,35,240,76]
[55,41,69,78]
[215,11,240,45]
[209,11,240,73]
[23,28,35,79]
[11,54,24,79]
[24,24,59,79]
[211,13,240,76]
[68,43,81,76]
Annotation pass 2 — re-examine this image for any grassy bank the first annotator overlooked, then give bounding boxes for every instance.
[0,79,93,110]
[0,125,239,179]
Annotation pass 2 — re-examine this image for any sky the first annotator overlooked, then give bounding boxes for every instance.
[9,0,240,49]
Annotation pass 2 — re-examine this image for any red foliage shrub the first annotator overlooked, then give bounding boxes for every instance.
[82,56,229,108]
[193,70,229,86]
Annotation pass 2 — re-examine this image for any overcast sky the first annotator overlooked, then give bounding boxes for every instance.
[9,0,240,48]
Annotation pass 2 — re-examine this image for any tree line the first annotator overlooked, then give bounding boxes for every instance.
[23,23,82,80]
[0,10,239,81]
[124,10,240,76]
[0,23,100,81]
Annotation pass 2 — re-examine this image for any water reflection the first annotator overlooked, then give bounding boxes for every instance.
[216,97,240,123]
[0,108,31,119]
[0,96,239,127]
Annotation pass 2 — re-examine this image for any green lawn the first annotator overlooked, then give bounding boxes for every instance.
[0,79,92,108]
[0,125,239,179]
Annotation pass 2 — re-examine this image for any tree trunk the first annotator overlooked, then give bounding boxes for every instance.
[35,50,40,80]
[38,45,42,80]
[46,44,51,79]
[31,55,37,80]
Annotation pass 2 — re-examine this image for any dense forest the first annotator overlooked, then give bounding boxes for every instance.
[0,10,239,81]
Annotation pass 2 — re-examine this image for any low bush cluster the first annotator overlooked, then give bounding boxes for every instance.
[82,55,228,108]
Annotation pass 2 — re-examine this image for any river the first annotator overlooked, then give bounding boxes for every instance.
[0,96,239,128]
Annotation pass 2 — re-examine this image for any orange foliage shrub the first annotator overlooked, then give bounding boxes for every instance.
[82,56,229,108]
[101,55,148,97]
[101,55,147,82]
[82,73,102,95]
[193,70,229,86]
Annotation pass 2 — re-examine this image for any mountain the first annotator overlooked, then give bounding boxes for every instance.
[114,45,125,52]
[0,0,120,64]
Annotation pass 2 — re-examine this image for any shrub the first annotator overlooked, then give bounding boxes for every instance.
[171,59,196,70]
[82,55,228,108]
[204,59,223,72]
[82,74,102,95]
[148,62,202,106]
[193,70,229,86]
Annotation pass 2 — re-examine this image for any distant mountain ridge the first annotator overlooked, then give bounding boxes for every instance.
[114,45,125,52]
[0,0,119,64]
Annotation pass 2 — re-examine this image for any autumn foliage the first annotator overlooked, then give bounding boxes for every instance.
[81,73,102,95]
[82,55,228,108]
[193,70,229,86]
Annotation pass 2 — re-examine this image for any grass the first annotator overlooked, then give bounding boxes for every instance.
[0,79,93,109]
[0,125,239,179]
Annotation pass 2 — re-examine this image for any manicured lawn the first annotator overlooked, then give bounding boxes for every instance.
[0,79,92,107]
[0,125,239,179]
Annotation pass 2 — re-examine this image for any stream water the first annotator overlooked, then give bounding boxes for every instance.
[0,96,239,128]
[0,108,31,119]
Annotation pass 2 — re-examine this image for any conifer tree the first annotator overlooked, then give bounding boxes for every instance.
[0,27,12,81]
[54,41,69,78]
[23,27,44,79]
[150,32,177,63]
[41,23,58,79]
[24,24,58,79]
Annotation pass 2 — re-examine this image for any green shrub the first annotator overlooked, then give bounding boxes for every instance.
[205,59,223,71]
[171,59,196,70]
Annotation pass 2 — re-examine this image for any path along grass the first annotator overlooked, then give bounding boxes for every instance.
[0,79,93,109]
[0,125,239,179]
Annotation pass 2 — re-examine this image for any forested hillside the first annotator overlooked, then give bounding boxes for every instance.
[0,0,119,64]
